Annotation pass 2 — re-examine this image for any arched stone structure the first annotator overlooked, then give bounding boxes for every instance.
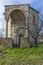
[10,9,26,47]
[4,4,29,37]
[4,4,39,47]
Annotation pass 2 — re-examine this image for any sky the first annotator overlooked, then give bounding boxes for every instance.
[0,0,43,34]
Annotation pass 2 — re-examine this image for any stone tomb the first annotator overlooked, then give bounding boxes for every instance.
[3,4,39,48]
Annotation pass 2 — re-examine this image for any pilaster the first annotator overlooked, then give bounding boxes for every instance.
[6,19,8,38]
[8,17,11,37]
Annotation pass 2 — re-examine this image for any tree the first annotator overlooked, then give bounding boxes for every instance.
[28,14,43,47]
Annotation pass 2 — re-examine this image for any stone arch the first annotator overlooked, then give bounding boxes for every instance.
[7,8,26,20]
[10,9,25,21]
[9,9,26,29]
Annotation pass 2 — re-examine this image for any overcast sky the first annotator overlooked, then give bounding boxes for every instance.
[0,0,43,33]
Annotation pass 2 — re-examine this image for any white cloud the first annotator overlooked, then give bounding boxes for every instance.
[0,0,4,5]
[0,22,3,29]
[0,6,4,18]
[4,0,29,5]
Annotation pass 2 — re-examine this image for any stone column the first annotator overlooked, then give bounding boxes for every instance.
[25,17,28,37]
[8,17,11,38]
[6,19,8,38]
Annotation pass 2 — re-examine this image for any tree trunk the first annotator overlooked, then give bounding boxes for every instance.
[30,42,32,48]
[34,38,38,47]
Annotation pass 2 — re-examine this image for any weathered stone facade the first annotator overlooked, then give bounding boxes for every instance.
[3,4,39,48]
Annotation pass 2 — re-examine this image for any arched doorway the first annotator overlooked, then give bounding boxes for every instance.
[9,9,26,47]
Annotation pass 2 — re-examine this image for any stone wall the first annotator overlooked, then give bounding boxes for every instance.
[20,37,30,48]
[0,38,13,48]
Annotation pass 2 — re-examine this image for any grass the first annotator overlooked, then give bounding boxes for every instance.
[0,42,43,65]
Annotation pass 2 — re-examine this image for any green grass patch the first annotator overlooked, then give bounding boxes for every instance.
[0,42,43,65]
